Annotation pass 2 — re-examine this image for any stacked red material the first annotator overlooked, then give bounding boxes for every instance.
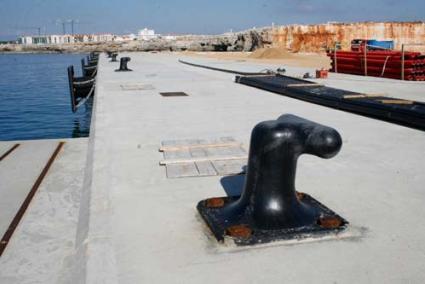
[327,50,425,81]
[316,69,328,79]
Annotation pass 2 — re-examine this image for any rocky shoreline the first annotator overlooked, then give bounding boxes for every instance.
[0,30,267,54]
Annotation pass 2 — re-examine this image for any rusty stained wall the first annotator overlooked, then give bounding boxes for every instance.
[267,22,425,52]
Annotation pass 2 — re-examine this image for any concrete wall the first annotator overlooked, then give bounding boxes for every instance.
[267,22,425,52]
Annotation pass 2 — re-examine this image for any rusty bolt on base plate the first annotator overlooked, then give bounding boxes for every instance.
[197,193,347,245]
[318,216,343,229]
[197,114,349,246]
[205,197,225,208]
[226,225,252,239]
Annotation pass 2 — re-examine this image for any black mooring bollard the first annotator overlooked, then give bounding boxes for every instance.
[90,52,99,60]
[110,53,118,62]
[197,114,348,245]
[115,57,132,72]
[86,56,98,66]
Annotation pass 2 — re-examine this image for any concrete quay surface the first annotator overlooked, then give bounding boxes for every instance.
[78,53,425,283]
[0,52,425,283]
[0,138,88,284]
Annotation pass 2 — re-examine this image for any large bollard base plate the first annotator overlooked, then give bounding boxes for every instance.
[197,192,348,246]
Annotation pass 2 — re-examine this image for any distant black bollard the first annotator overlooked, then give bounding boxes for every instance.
[303,72,312,79]
[89,52,99,60]
[86,56,98,66]
[197,114,348,245]
[110,53,118,62]
[81,58,86,75]
[276,67,286,75]
[67,65,95,113]
[81,58,97,77]
[115,57,132,72]
[106,51,113,58]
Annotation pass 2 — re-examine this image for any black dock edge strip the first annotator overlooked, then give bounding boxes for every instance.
[236,74,425,131]
[178,59,270,76]
[0,144,20,162]
[0,141,65,257]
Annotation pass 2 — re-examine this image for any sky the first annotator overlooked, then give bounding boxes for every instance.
[0,0,424,40]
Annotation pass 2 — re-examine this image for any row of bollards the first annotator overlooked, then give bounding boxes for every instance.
[67,52,98,112]
[76,53,347,246]
[68,50,132,113]
[107,50,132,72]
[106,51,118,62]
[70,52,348,246]
[67,49,132,113]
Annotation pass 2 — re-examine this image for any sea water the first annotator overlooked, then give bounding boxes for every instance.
[0,53,93,141]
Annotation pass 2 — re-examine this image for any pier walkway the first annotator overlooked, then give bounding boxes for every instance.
[78,53,425,283]
[1,52,425,283]
[0,138,87,283]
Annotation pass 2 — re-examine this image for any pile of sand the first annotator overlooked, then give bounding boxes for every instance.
[184,49,331,69]
[248,47,295,59]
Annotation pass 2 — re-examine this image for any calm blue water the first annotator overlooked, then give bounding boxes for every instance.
[0,53,93,141]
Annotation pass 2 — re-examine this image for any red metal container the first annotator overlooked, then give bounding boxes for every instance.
[316,69,328,79]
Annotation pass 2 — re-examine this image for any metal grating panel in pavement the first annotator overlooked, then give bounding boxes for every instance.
[159,137,247,178]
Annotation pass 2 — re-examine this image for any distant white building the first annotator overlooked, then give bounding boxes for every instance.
[18,36,49,45]
[93,34,115,42]
[127,33,137,40]
[18,30,159,45]
[48,35,73,44]
[50,35,65,44]
[138,28,158,40]
[162,34,177,41]
[18,33,117,45]
[20,36,34,45]
[114,34,137,42]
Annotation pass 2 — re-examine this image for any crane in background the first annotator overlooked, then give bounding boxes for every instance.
[11,19,91,38]
[55,19,88,35]
[69,19,78,35]
[55,20,67,34]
